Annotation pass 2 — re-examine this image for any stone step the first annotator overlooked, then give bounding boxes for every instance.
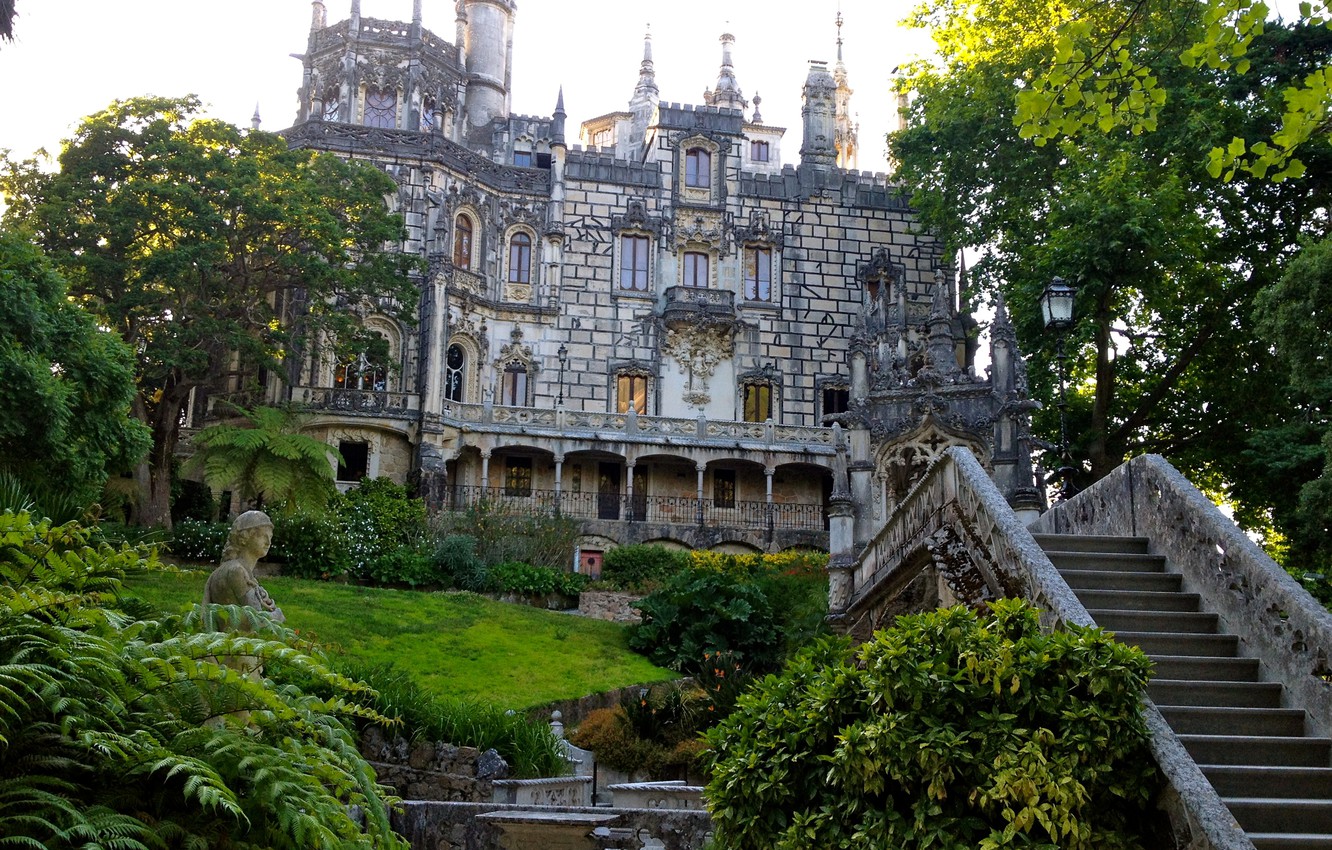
[1149,678,1282,708]
[1151,655,1261,682]
[1181,735,1332,768]
[1032,533,1151,554]
[1158,705,1307,737]
[1203,766,1332,799]
[1043,550,1168,572]
[1248,833,1332,850]
[1119,631,1240,656]
[1092,609,1219,634]
[1225,798,1332,834]
[1074,589,1203,612]
[1060,569,1182,592]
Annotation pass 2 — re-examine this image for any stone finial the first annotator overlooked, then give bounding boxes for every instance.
[311,0,327,30]
[800,61,837,170]
[752,92,763,124]
[631,26,659,104]
[552,87,567,145]
[349,0,361,29]
[251,104,262,131]
[412,0,422,24]
[709,31,747,111]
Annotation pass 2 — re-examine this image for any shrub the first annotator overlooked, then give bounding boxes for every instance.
[338,661,565,779]
[705,600,1159,850]
[490,561,590,597]
[434,499,580,569]
[630,570,781,675]
[570,684,711,778]
[271,511,351,579]
[341,477,427,558]
[167,518,229,562]
[433,533,487,591]
[171,478,217,523]
[368,545,436,587]
[602,544,690,591]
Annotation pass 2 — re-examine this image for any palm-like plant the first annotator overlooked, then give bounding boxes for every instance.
[188,405,340,514]
[0,510,406,849]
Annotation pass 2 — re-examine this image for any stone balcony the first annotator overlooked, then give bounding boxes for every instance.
[659,286,736,329]
[291,386,419,418]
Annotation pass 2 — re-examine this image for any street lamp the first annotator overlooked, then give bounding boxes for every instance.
[556,343,568,407]
[1041,276,1078,500]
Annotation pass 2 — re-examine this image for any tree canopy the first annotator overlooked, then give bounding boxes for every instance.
[0,232,149,510]
[0,96,419,527]
[892,2,1332,545]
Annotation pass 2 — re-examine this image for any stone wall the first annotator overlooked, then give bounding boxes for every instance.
[393,801,713,850]
[577,590,642,623]
[360,727,508,803]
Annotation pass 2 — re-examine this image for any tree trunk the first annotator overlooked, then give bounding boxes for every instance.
[131,387,190,529]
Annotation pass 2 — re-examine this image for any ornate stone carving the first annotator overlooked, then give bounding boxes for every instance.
[664,322,735,408]
[732,209,784,250]
[672,210,727,252]
[611,199,665,237]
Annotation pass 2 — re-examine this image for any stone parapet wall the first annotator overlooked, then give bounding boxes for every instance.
[394,801,713,850]
[360,727,508,803]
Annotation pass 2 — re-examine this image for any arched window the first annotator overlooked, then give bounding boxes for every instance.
[364,87,397,129]
[453,216,473,269]
[336,352,387,392]
[685,148,711,188]
[322,90,341,122]
[508,232,532,284]
[445,344,466,402]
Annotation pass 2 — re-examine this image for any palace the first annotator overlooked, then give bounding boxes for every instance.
[211,0,1042,562]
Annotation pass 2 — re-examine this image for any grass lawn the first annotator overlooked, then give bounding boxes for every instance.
[126,568,672,709]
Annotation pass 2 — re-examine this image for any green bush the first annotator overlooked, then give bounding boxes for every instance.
[367,545,436,587]
[271,511,351,579]
[602,544,690,591]
[433,533,487,591]
[171,478,217,523]
[630,570,781,675]
[490,561,590,597]
[340,477,427,570]
[339,661,565,779]
[167,518,229,562]
[434,499,580,569]
[705,600,1159,850]
[569,688,709,778]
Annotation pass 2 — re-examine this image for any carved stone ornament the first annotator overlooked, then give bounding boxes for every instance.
[500,201,543,229]
[673,210,727,252]
[733,210,784,250]
[611,199,665,237]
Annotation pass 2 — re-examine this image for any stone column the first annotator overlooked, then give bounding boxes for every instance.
[423,279,445,415]
[480,450,492,495]
[553,453,564,516]
[849,424,875,545]
[764,465,776,540]
[696,462,707,526]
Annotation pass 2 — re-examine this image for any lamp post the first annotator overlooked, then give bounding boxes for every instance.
[1040,276,1078,500]
[556,343,568,407]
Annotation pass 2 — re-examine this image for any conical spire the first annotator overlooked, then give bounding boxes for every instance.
[631,26,659,105]
[832,9,858,170]
[707,31,748,111]
[552,86,567,145]
[251,104,262,131]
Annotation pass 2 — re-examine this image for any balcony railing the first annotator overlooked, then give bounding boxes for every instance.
[295,387,417,416]
[445,485,827,532]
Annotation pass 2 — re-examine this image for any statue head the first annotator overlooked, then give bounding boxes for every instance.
[220,510,274,564]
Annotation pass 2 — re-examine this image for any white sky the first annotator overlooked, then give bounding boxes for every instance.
[0,0,934,173]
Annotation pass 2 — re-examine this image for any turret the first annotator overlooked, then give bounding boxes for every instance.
[832,12,858,170]
[704,32,748,112]
[461,0,516,135]
[627,27,659,153]
[311,0,326,30]
[799,61,837,171]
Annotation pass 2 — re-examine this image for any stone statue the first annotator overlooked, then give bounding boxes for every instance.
[203,510,285,626]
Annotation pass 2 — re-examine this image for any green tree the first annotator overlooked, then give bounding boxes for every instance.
[0,509,406,849]
[0,232,149,510]
[893,6,1332,498]
[705,602,1158,850]
[188,405,340,513]
[0,96,419,529]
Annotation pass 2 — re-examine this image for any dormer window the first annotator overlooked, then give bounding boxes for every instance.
[685,148,711,188]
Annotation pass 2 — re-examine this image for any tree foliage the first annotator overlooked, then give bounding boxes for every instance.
[0,232,149,509]
[0,509,406,849]
[893,3,1332,520]
[188,405,339,514]
[989,0,1332,180]
[0,96,420,528]
[705,601,1158,850]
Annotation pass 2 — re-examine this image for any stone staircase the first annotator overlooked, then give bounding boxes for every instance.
[1035,533,1332,850]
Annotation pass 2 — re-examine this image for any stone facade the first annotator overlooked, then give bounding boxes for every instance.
[207,1,1040,556]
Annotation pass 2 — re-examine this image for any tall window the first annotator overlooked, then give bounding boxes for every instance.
[685,148,710,188]
[617,374,648,414]
[502,363,528,406]
[750,140,770,162]
[322,91,341,122]
[743,382,773,422]
[744,247,772,301]
[445,344,466,402]
[337,441,369,482]
[508,232,532,283]
[364,87,397,128]
[682,251,709,288]
[620,235,650,291]
[504,457,532,497]
[453,216,473,269]
[335,353,387,392]
[713,468,736,508]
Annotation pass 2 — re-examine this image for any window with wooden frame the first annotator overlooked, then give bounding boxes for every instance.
[508,232,532,283]
[453,215,473,269]
[682,251,709,288]
[743,246,772,301]
[684,147,711,188]
[713,468,736,508]
[750,140,770,162]
[501,363,528,406]
[617,373,648,415]
[620,234,650,291]
[742,382,773,422]
[504,457,533,497]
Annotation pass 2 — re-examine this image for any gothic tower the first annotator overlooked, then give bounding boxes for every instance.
[832,12,858,170]
[799,60,838,171]
[461,0,516,137]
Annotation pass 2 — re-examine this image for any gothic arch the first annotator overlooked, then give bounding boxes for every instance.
[873,421,988,510]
